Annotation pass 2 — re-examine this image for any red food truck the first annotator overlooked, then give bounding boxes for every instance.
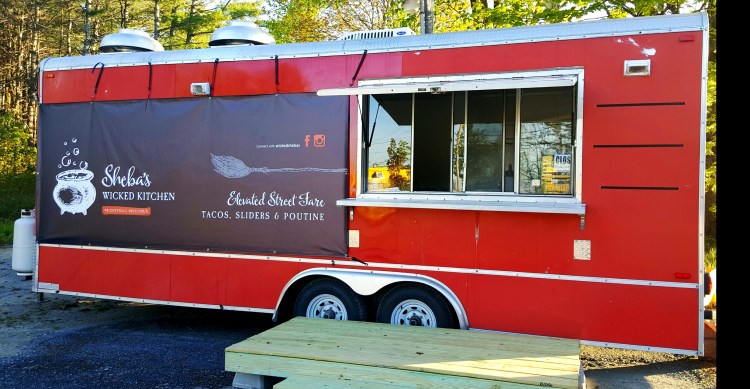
[29,12,709,355]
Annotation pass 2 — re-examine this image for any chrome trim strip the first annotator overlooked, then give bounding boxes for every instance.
[32,243,41,292]
[574,70,585,201]
[462,92,468,192]
[514,89,521,193]
[38,58,50,104]
[696,11,710,357]
[499,90,505,193]
[39,244,697,289]
[37,282,59,290]
[356,191,582,202]
[355,95,363,197]
[410,93,415,190]
[318,74,577,96]
[33,288,275,314]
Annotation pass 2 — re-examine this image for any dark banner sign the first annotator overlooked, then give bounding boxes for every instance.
[37,94,349,256]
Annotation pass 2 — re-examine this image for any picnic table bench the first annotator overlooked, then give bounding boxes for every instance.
[225,317,585,389]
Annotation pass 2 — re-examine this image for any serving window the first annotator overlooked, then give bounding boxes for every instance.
[320,69,585,214]
[364,86,575,196]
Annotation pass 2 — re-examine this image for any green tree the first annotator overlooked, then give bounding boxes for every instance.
[264,0,330,43]
[0,111,36,175]
[160,0,263,50]
[386,138,411,191]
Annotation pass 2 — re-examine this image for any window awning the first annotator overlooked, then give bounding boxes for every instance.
[317,74,578,96]
[336,197,586,215]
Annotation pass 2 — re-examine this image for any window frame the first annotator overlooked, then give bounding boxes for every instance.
[325,68,585,215]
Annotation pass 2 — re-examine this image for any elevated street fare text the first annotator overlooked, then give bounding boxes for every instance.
[201,190,327,221]
[227,191,325,207]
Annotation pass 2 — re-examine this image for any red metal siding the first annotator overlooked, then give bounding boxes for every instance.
[582,189,699,281]
[42,53,403,103]
[466,274,699,351]
[37,245,698,351]
[350,207,495,269]
[170,255,226,305]
[37,245,171,300]
[396,208,477,267]
[587,146,698,187]
[349,206,399,262]
[475,212,543,271]
[212,60,278,96]
[223,259,300,309]
[43,66,152,104]
[38,246,296,309]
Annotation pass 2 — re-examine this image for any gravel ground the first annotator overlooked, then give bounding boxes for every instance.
[0,246,716,388]
[581,344,716,388]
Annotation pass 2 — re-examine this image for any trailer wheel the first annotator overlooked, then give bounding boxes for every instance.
[376,284,458,329]
[292,278,367,321]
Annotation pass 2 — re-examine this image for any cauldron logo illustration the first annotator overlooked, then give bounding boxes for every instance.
[53,138,96,215]
[53,169,96,215]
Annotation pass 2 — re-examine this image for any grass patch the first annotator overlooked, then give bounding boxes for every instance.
[0,173,36,245]
[704,237,717,270]
[0,173,36,219]
[0,219,14,245]
[704,246,717,270]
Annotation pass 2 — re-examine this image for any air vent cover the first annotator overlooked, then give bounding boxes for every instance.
[99,29,164,53]
[209,21,275,46]
[338,27,415,41]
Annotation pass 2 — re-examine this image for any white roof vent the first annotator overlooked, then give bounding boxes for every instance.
[209,21,275,47]
[99,29,164,53]
[338,27,416,41]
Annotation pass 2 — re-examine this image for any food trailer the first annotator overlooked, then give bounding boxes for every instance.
[30,12,709,355]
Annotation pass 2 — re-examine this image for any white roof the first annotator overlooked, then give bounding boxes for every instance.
[40,12,707,71]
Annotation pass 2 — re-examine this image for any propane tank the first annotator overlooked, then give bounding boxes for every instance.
[12,209,36,277]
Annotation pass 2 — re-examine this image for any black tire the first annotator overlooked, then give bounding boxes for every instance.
[376,284,458,329]
[292,278,367,321]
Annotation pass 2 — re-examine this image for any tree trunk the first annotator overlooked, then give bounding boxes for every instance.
[28,0,40,138]
[66,15,72,56]
[92,1,100,53]
[185,0,198,45]
[169,5,177,38]
[14,9,26,113]
[153,0,161,39]
[121,0,129,29]
[83,0,91,55]
[423,0,434,34]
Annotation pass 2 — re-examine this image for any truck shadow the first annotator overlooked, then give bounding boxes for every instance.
[584,358,716,389]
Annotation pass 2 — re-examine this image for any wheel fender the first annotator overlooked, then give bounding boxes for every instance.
[273,267,469,329]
